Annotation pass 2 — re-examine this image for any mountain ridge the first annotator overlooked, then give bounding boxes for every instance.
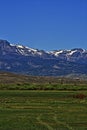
[0,39,87,76]
[0,39,87,59]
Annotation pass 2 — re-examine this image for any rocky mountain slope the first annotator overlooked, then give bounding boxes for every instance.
[0,39,87,76]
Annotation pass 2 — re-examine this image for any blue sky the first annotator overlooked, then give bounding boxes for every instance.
[0,0,87,50]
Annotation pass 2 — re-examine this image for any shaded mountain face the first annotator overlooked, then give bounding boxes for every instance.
[0,39,87,76]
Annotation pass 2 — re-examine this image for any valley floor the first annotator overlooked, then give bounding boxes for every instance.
[0,90,87,130]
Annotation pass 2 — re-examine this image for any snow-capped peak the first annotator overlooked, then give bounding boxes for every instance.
[10,43,44,56]
[1,39,87,60]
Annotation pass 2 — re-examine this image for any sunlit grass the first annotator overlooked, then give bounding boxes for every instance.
[0,90,87,130]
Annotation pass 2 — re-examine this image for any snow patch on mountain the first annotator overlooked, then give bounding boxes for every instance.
[68,50,77,55]
[16,45,24,49]
[54,50,64,56]
[10,43,15,46]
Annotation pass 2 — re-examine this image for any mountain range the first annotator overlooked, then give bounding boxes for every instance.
[0,39,87,76]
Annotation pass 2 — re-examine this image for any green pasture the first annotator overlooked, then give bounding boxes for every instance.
[0,90,87,130]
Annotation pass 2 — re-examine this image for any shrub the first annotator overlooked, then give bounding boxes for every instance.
[73,93,86,99]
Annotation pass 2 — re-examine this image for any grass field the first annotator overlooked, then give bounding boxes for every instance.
[0,90,87,130]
